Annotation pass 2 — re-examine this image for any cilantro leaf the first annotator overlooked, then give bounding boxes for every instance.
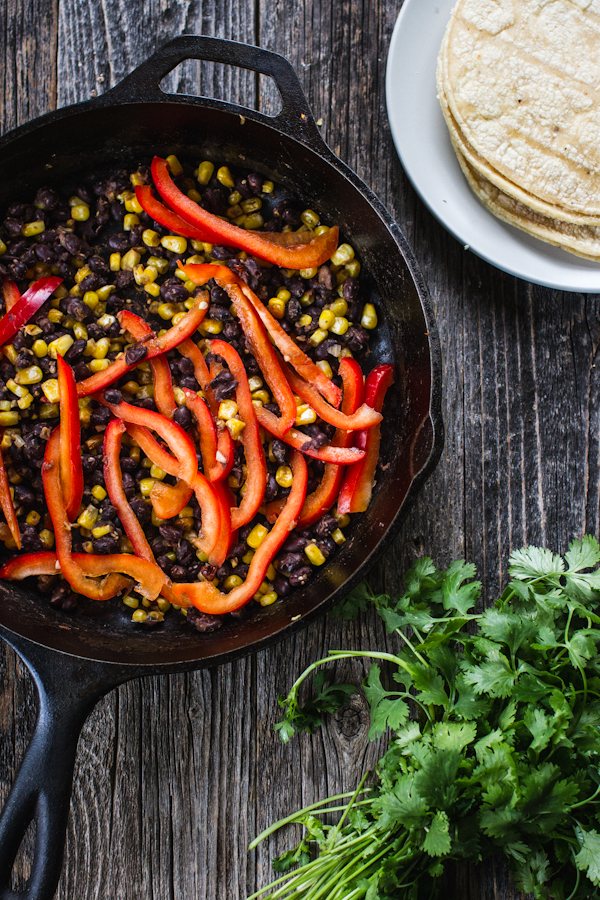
[441,560,481,615]
[565,536,600,574]
[575,828,600,886]
[363,664,410,739]
[275,671,355,743]
[432,721,477,753]
[330,580,374,619]
[509,545,565,580]
[462,649,517,698]
[422,811,452,857]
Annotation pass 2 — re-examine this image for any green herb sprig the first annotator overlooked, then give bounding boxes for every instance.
[249,537,600,900]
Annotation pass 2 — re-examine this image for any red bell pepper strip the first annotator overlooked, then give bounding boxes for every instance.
[42,428,130,600]
[103,418,156,560]
[183,388,227,482]
[135,185,209,239]
[2,278,20,313]
[151,156,339,268]
[76,292,209,397]
[118,311,177,418]
[208,340,267,530]
[279,359,381,432]
[181,264,298,432]
[0,551,172,603]
[0,276,62,348]
[183,262,342,411]
[337,364,395,514]
[265,358,365,527]
[170,450,307,615]
[150,479,194,521]
[177,339,235,479]
[106,403,222,563]
[56,356,83,522]
[254,405,365,465]
[122,422,194,519]
[0,433,20,548]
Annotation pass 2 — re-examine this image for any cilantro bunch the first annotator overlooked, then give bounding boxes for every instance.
[248,537,600,900]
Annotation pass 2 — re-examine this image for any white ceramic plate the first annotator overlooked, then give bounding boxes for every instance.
[385,0,600,294]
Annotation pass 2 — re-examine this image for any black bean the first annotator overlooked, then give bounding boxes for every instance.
[277,552,304,574]
[50,583,78,611]
[272,574,291,597]
[317,537,336,558]
[159,525,182,545]
[210,245,237,261]
[209,369,237,401]
[179,376,198,391]
[289,566,313,587]
[318,265,335,291]
[103,388,122,404]
[170,565,190,582]
[93,535,120,554]
[282,533,309,554]
[81,454,97,473]
[344,325,369,353]
[210,285,230,306]
[264,474,278,502]
[203,188,227,216]
[173,406,192,429]
[106,171,130,196]
[59,232,84,256]
[37,574,57,593]
[34,244,56,263]
[8,260,28,279]
[136,397,157,411]
[119,473,134,499]
[88,255,110,275]
[314,514,337,538]
[208,304,231,322]
[108,233,130,252]
[200,564,218,581]
[125,343,148,366]
[187,608,223,632]
[34,187,59,210]
[247,172,263,194]
[176,540,194,565]
[14,485,35,506]
[64,338,87,362]
[160,279,188,303]
[90,407,112,426]
[73,361,89,380]
[130,498,152,524]
[151,537,167,556]
[110,201,125,222]
[78,273,100,293]
[119,456,137,473]
[4,218,24,236]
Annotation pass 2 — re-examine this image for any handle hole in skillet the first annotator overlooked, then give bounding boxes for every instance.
[8,817,36,892]
[159,61,283,116]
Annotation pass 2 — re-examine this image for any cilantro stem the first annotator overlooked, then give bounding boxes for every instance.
[331,770,369,837]
[570,781,600,810]
[249,791,371,849]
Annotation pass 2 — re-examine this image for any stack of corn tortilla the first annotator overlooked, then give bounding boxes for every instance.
[437,0,600,260]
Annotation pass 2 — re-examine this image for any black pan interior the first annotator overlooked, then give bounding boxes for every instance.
[0,98,440,669]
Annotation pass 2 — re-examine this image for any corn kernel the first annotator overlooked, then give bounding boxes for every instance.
[316,359,333,379]
[7,467,21,484]
[123,213,140,231]
[89,358,110,373]
[216,166,234,188]
[226,418,246,440]
[7,379,28,398]
[132,609,148,623]
[79,407,91,425]
[0,409,17,428]
[123,595,139,609]
[318,309,335,330]
[275,465,293,488]
[150,464,167,480]
[15,366,43,385]
[38,404,58,421]
[0,239,6,255]
[333,509,351,527]
[262,180,274,193]
[156,303,175,321]
[247,376,263,392]
[244,213,264,230]
[25,510,41,526]
[331,528,346,545]
[345,259,361,278]
[91,337,110,359]
[77,504,99,530]
[17,393,33,410]
[157,598,171,613]
[218,399,238,420]
[22,220,45,237]
[227,204,243,220]
[146,256,169,275]
[90,484,107,502]
[39,528,55,548]
[139,478,156,497]
[330,298,348,318]
[202,318,223,335]
[330,316,349,336]
[91,524,112,539]
[301,209,320,228]
[258,591,278,607]
[197,161,215,185]
[2,346,17,366]
[142,229,160,249]
[223,575,244,591]
[309,329,327,347]
[161,235,187,254]
[144,282,161,298]
[124,195,143,214]
[109,253,121,272]
[135,384,154,400]
[361,303,377,330]
[0,401,11,412]
[47,308,63,324]
[74,265,91,284]
[296,404,317,425]
[247,523,268,549]
[330,243,355,267]
[166,154,183,176]
[305,543,326,566]
[299,267,318,279]
[340,348,353,359]
[298,314,312,327]
[173,386,186,406]
[268,297,286,319]
[121,249,141,270]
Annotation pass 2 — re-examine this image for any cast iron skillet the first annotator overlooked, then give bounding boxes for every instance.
[0,36,443,900]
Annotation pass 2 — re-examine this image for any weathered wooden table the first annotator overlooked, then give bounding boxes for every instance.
[0,1,593,898]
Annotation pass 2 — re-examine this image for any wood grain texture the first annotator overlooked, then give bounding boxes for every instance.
[1,0,599,898]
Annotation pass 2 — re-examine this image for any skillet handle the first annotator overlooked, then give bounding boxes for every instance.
[105,35,324,149]
[0,634,126,900]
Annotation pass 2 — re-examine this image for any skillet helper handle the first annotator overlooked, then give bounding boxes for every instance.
[0,638,124,900]
[106,34,324,148]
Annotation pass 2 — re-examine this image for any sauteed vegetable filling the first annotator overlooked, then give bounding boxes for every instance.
[0,155,393,632]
